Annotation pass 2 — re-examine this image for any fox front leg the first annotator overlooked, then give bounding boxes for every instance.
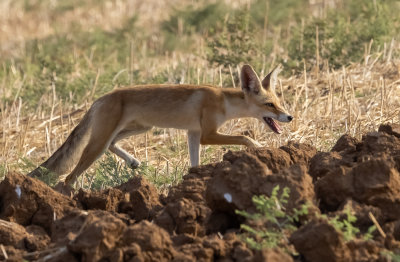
[187,130,201,167]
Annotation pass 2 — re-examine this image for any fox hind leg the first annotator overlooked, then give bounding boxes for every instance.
[64,126,118,185]
[109,124,152,169]
[109,144,141,169]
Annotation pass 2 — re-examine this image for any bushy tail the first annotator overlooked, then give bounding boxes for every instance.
[28,111,93,178]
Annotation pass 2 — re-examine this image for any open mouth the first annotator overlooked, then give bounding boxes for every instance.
[263,117,282,134]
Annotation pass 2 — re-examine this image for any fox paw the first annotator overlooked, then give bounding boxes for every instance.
[247,139,262,148]
[253,140,262,147]
[128,159,141,169]
[54,182,74,197]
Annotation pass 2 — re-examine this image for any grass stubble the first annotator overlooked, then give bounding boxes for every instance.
[0,0,399,191]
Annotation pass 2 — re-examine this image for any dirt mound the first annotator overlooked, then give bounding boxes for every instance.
[74,176,163,222]
[311,125,400,223]
[2,124,400,261]
[290,218,388,262]
[75,188,125,212]
[120,220,175,261]
[0,172,76,233]
[154,197,211,236]
[117,176,163,221]
[204,157,315,234]
[68,210,127,261]
[290,218,351,262]
[0,220,50,252]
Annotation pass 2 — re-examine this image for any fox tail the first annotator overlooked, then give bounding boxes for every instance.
[27,111,93,179]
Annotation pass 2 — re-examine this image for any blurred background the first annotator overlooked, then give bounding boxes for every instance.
[1,0,399,190]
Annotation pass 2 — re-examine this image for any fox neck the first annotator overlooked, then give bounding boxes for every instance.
[223,89,254,121]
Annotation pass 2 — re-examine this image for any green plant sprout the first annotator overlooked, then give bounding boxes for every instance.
[236,185,377,252]
[319,208,376,242]
[235,185,309,250]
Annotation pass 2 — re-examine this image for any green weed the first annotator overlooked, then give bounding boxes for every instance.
[249,0,309,27]
[382,250,400,262]
[161,1,243,51]
[319,208,376,242]
[87,152,135,190]
[236,185,377,252]
[207,10,265,74]
[136,161,186,190]
[162,2,227,36]
[1,16,142,111]
[235,186,309,250]
[288,0,400,70]
[0,164,8,180]
[19,157,59,186]
[22,0,105,13]
[87,151,187,191]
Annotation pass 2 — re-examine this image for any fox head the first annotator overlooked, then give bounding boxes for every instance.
[241,64,293,134]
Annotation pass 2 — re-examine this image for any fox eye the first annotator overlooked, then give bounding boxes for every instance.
[265,103,275,108]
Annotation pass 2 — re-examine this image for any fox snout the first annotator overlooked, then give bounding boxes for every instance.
[277,113,293,123]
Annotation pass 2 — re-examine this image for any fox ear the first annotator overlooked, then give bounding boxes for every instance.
[241,64,261,94]
[262,64,282,92]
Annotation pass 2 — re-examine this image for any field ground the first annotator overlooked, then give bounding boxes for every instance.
[1,123,400,261]
[1,0,400,261]
[1,0,399,191]
[1,0,400,259]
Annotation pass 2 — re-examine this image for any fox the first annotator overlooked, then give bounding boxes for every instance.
[28,64,293,185]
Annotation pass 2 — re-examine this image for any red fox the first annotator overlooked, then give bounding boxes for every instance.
[28,64,292,185]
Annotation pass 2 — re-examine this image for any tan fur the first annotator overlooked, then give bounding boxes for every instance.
[28,64,292,185]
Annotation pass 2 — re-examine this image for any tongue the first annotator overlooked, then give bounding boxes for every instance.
[264,117,282,134]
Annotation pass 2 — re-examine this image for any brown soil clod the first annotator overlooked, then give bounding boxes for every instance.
[0,172,76,233]
[290,218,351,262]
[3,124,400,261]
[67,210,127,261]
[117,176,163,221]
[74,187,125,212]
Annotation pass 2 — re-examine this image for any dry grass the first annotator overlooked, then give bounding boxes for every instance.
[0,0,180,58]
[0,0,399,189]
